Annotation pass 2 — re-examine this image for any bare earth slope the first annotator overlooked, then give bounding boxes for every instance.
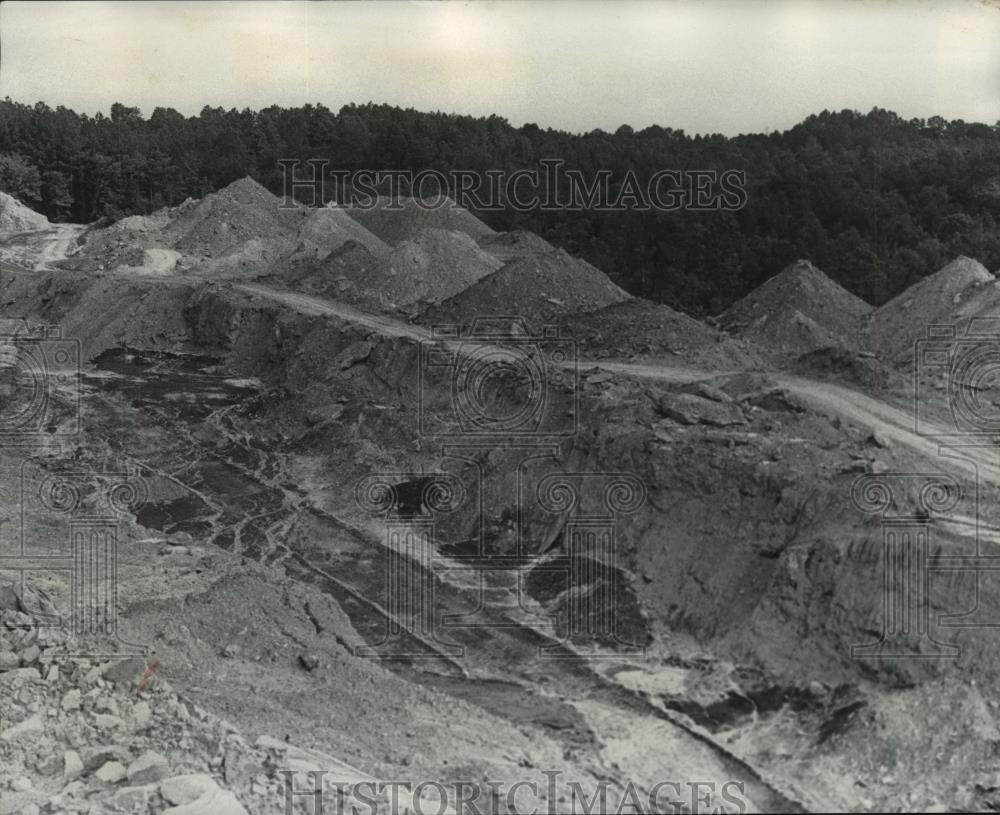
[163,176,305,258]
[721,260,873,356]
[418,248,631,330]
[296,205,392,257]
[0,192,50,231]
[477,230,555,263]
[868,255,997,362]
[278,228,502,311]
[345,196,495,245]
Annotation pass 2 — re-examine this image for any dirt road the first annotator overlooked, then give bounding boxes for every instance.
[237,283,429,341]
[599,361,1000,485]
[238,283,1000,487]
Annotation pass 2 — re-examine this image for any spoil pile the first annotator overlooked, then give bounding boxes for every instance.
[868,256,997,361]
[296,206,391,257]
[345,196,495,245]
[0,192,50,232]
[418,249,631,330]
[556,298,765,368]
[477,230,554,263]
[282,240,380,301]
[720,260,873,357]
[162,177,305,258]
[284,228,500,311]
[67,178,309,278]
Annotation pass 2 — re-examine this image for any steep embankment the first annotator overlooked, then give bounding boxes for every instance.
[477,230,554,263]
[296,205,391,257]
[281,227,502,312]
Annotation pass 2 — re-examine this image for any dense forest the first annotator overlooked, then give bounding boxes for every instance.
[1,98,998,314]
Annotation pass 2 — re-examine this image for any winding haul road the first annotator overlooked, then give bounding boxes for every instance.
[236,282,1000,488]
[15,220,999,491]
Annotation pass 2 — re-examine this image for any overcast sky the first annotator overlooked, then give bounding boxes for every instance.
[1,0,998,136]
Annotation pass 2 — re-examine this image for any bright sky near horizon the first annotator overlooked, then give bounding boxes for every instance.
[1,0,998,136]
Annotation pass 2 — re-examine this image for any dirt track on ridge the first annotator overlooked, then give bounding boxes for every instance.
[238,283,1000,487]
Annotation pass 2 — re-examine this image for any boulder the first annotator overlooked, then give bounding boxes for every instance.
[656,392,747,427]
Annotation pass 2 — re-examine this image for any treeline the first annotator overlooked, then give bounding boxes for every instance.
[1,98,999,313]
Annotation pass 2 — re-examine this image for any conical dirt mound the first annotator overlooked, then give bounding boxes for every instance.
[418,249,630,331]
[556,298,765,368]
[345,196,494,246]
[720,260,872,355]
[163,176,305,257]
[297,206,391,257]
[869,256,997,361]
[282,228,501,311]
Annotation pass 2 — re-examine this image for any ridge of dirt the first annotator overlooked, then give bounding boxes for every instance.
[417,248,631,331]
[59,179,306,276]
[296,206,391,258]
[720,260,872,356]
[111,199,197,234]
[477,230,554,263]
[344,196,495,245]
[278,228,501,312]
